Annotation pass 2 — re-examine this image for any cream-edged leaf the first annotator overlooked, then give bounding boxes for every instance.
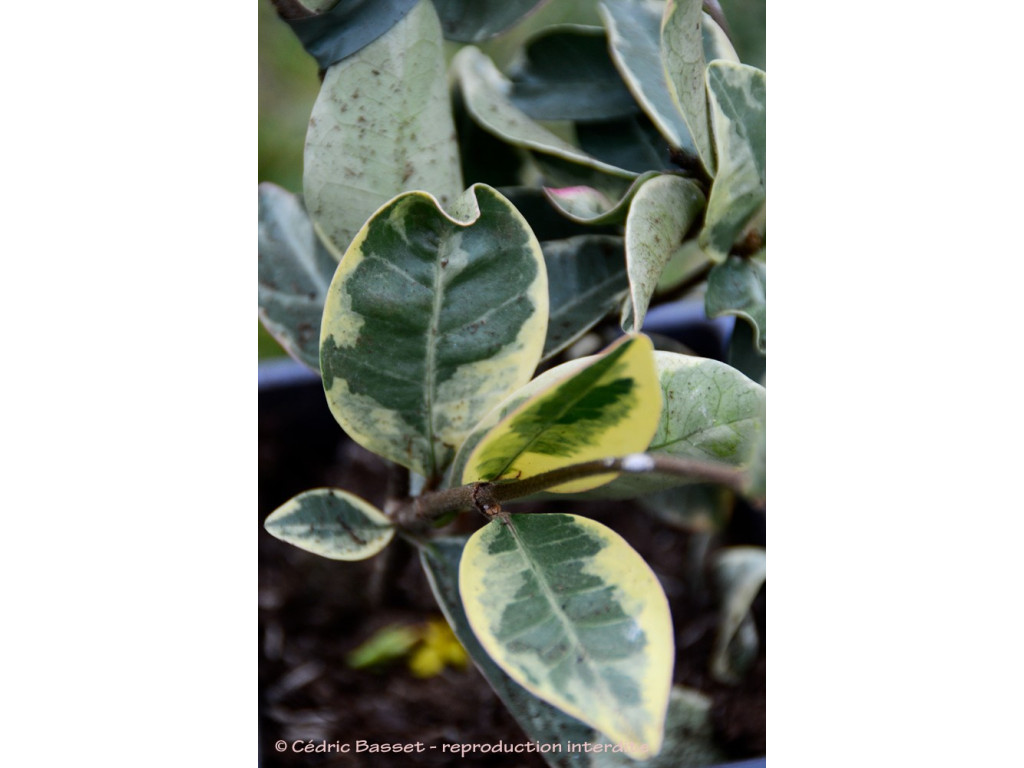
[420,538,596,764]
[544,171,661,226]
[621,175,706,332]
[303,0,463,256]
[699,61,766,261]
[712,546,765,684]
[258,183,341,371]
[320,184,548,479]
[461,334,661,493]
[706,255,766,352]
[599,0,697,160]
[447,356,593,490]
[556,351,765,499]
[264,488,394,561]
[660,0,714,174]
[460,514,674,752]
[454,46,638,180]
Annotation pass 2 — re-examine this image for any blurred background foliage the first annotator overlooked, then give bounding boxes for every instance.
[258,0,321,359]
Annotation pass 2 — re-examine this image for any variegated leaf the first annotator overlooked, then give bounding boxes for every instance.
[320,184,548,479]
[460,514,674,752]
[508,25,638,122]
[420,538,596,765]
[304,0,463,256]
[599,0,697,160]
[712,546,765,683]
[544,171,661,225]
[447,356,593,490]
[541,235,629,360]
[264,488,394,560]
[699,61,766,261]
[460,334,661,493]
[655,238,711,294]
[258,183,340,372]
[706,254,766,352]
[621,175,706,332]
[661,0,714,174]
[454,46,638,180]
[557,351,765,499]
[643,351,765,467]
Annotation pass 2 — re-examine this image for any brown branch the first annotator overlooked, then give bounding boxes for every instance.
[391,453,747,532]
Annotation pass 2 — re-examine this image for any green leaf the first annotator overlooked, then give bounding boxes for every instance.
[320,184,548,479]
[303,0,463,255]
[432,0,548,43]
[649,351,764,463]
[258,183,341,372]
[460,514,674,752]
[541,235,629,360]
[544,171,662,225]
[263,488,394,560]
[282,0,419,70]
[660,0,714,175]
[530,153,637,205]
[575,113,675,174]
[447,356,593,490]
[461,334,661,493]
[559,351,765,499]
[420,538,596,765]
[712,546,765,684]
[498,185,621,240]
[599,0,697,160]
[699,61,765,261]
[706,255,765,352]
[727,316,766,385]
[454,46,638,180]
[621,175,706,332]
[655,238,710,294]
[508,25,639,122]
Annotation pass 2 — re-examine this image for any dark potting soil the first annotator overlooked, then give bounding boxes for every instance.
[259,374,765,767]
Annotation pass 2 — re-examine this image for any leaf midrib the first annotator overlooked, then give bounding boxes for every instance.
[488,347,628,480]
[504,519,625,720]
